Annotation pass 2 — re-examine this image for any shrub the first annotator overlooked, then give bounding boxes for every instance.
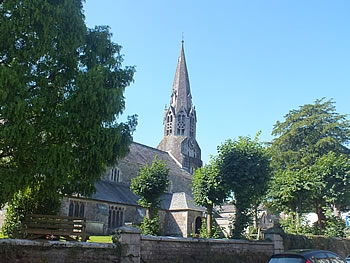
[139,216,161,236]
[2,187,61,238]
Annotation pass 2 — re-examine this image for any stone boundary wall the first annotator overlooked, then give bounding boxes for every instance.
[0,227,275,263]
[3,226,350,262]
[283,234,350,258]
[140,235,274,263]
[0,239,119,263]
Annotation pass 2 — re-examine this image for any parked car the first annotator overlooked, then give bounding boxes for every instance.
[268,249,346,263]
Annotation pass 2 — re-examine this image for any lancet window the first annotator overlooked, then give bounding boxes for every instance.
[166,112,173,135]
[108,206,124,229]
[68,201,85,217]
[177,112,186,135]
[110,167,120,182]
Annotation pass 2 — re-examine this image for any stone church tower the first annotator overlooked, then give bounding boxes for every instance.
[157,41,202,174]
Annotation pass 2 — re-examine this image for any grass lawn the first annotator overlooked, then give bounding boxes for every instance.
[87,235,113,243]
[0,232,113,243]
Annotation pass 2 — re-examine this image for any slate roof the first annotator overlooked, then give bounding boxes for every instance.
[91,181,139,206]
[160,192,204,212]
[91,142,198,212]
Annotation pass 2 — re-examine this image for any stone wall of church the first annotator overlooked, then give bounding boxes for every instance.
[156,210,202,237]
[170,211,188,236]
[60,197,144,235]
[159,210,187,237]
[114,161,140,185]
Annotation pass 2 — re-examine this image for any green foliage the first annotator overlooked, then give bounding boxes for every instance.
[192,159,227,208]
[192,158,227,237]
[279,214,315,235]
[139,216,161,236]
[2,186,61,238]
[322,215,346,238]
[197,219,222,239]
[269,98,350,229]
[0,0,137,206]
[216,133,271,239]
[131,156,169,220]
[308,152,350,209]
[280,211,347,238]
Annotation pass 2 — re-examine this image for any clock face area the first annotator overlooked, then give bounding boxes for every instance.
[188,138,195,149]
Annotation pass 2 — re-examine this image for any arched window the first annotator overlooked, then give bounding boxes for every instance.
[108,205,125,229]
[110,167,121,182]
[177,112,186,135]
[166,112,173,135]
[195,217,202,234]
[68,201,85,218]
[69,202,74,216]
[79,203,85,217]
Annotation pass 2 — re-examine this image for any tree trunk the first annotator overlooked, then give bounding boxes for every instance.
[253,204,258,229]
[296,206,300,234]
[207,204,213,237]
[316,206,326,229]
[146,207,154,220]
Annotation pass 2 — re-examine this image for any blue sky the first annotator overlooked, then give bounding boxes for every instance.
[83,0,350,164]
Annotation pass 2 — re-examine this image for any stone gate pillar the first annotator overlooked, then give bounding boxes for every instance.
[115,226,141,263]
[264,222,285,254]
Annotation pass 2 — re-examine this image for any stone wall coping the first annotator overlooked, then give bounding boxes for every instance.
[0,239,116,249]
[118,226,142,234]
[141,235,273,245]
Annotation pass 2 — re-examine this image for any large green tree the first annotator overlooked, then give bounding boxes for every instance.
[0,0,137,206]
[192,158,227,237]
[269,98,350,230]
[216,134,271,238]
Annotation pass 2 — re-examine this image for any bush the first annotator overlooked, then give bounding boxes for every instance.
[197,219,223,238]
[2,187,61,238]
[139,216,161,236]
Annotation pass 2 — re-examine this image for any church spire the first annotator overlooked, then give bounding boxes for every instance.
[157,41,202,174]
[170,41,192,112]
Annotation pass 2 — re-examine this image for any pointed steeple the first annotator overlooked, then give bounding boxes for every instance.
[170,41,192,112]
[157,41,202,174]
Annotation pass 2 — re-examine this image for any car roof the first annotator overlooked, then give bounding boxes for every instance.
[272,249,335,257]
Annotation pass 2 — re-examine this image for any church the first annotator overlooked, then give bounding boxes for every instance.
[60,41,205,237]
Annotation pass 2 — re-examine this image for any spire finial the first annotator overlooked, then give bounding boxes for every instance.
[182,32,184,44]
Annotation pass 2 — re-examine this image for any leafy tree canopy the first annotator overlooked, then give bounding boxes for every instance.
[131,156,169,217]
[0,0,137,206]
[268,98,350,229]
[271,98,350,170]
[216,133,271,238]
[192,157,227,208]
[192,158,227,236]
